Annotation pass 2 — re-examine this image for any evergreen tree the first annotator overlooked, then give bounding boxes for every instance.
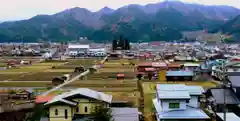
[90,105,113,121]
[25,104,46,121]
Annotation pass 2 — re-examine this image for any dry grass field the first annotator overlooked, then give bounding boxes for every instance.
[72,59,140,106]
[0,57,219,121]
[0,58,97,82]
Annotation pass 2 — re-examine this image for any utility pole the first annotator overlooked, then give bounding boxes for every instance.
[221,61,227,121]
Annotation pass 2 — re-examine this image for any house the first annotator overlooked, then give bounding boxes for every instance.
[167,63,183,71]
[166,71,194,81]
[137,62,153,72]
[228,76,240,97]
[205,88,240,113]
[41,88,139,121]
[174,56,198,62]
[183,63,200,71]
[216,113,240,121]
[67,44,90,56]
[88,48,106,57]
[153,84,209,121]
[44,88,112,121]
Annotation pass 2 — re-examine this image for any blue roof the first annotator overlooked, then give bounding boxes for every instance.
[157,107,210,119]
[166,71,193,76]
[153,99,210,120]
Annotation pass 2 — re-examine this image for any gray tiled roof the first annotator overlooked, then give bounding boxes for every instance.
[217,113,240,121]
[228,76,240,87]
[111,108,139,121]
[210,88,240,104]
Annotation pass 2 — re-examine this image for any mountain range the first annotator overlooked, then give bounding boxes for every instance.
[209,15,240,42]
[0,1,239,42]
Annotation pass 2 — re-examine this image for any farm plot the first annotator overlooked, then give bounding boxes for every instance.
[71,59,140,106]
[70,79,139,106]
[0,73,27,81]
[87,71,135,80]
[52,59,97,70]
[11,72,70,81]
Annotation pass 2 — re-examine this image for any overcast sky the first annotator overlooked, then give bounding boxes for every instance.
[0,0,239,21]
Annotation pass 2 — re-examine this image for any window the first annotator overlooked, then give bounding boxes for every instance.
[55,109,58,115]
[76,107,79,112]
[169,103,180,109]
[65,109,68,119]
[84,106,88,113]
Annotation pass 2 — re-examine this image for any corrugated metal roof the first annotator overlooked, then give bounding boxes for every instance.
[89,48,105,52]
[156,84,187,91]
[210,88,240,104]
[111,108,139,121]
[68,44,90,49]
[184,63,200,67]
[186,86,204,95]
[228,76,240,87]
[217,113,240,121]
[168,63,182,68]
[156,84,204,96]
[166,71,193,76]
[157,91,190,99]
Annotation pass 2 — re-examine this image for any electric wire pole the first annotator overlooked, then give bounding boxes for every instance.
[221,61,226,121]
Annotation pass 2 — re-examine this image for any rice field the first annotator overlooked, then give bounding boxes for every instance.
[0,58,98,82]
[0,57,219,115]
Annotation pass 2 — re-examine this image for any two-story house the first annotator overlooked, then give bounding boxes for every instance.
[44,88,112,121]
[153,84,210,121]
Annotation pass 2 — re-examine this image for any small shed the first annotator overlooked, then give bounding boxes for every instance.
[166,71,194,81]
[117,74,125,80]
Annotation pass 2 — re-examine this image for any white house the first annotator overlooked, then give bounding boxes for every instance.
[67,44,90,56]
[88,48,106,57]
[153,84,209,121]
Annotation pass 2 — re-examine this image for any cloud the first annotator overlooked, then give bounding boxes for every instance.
[0,0,239,21]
